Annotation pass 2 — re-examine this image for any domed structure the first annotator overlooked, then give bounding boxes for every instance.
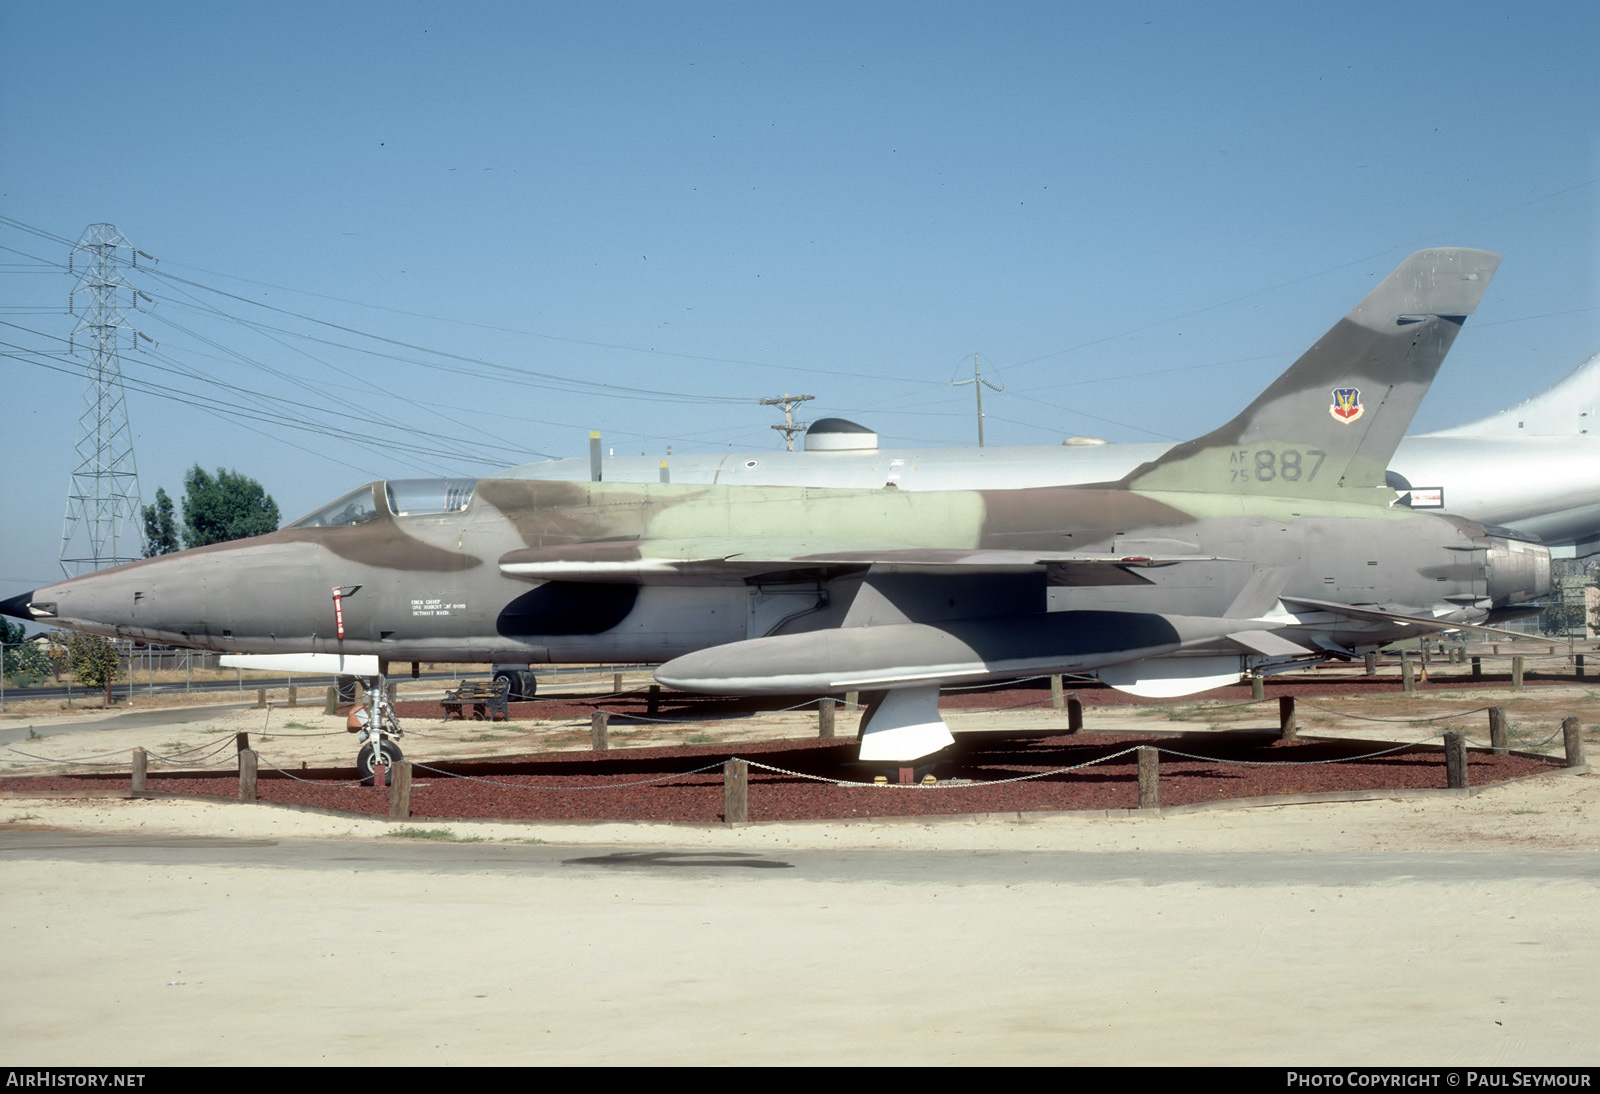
[804,417,879,452]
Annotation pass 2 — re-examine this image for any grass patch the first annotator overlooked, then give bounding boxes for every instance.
[684,732,716,744]
[387,827,456,840]
[386,826,488,843]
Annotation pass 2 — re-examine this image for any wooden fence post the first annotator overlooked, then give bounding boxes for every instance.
[723,759,749,824]
[818,698,836,739]
[590,710,609,752]
[1563,716,1586,768]
[1278,695,1297,741]
[131,748,147,793]
[1488,707,1508,751]
[1444,731,1468,789]
[389,761,412,819]
[1067,692,1083,733]
[1137,746,1159,809]
[238,749,258,802]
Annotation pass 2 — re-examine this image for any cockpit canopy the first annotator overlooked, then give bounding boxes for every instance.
[386,478,476,517]
[290,478,476,529]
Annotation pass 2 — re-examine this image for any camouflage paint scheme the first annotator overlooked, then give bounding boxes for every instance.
[3,249,1549,762]
[507,361,1600,559]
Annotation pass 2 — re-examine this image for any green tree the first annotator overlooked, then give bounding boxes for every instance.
[181,466,280,549]
[142,486,180,557]
[1,619,50,684]
[63,632,120,704]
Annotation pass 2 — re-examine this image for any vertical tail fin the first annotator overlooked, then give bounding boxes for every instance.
[1423,347,1600,438]
[1123,248,1501,500]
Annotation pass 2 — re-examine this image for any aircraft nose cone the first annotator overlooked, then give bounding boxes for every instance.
[0,591,37,621]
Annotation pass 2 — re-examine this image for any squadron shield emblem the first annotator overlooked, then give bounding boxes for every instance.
[1330,387,1364,423]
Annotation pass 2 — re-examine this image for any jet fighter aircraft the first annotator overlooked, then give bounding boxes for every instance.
[1,248,1547,769]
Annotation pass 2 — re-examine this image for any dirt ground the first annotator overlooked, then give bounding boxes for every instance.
[3,663,1598,1066]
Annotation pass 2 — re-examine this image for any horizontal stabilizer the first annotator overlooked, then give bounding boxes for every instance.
[1278,597,1539,641]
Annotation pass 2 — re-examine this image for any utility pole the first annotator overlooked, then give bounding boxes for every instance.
[761,393,813,451]
[952,353,1003,447]
[60,224,152,576]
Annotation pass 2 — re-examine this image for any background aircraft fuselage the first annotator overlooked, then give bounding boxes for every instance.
[503,349,1600,558]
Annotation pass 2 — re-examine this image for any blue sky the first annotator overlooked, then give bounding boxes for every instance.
[2,1,1597,598]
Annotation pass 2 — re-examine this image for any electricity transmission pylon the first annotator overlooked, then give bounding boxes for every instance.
[59,223,150,577]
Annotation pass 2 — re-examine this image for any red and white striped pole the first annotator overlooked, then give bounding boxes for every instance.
[332,587,346,640]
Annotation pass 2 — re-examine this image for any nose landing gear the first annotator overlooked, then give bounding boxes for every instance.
[346,674,405,786]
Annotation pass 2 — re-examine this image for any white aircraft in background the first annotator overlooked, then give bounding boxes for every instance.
[506,349,1600,559]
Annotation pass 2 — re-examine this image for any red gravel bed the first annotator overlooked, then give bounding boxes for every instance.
[4,729,1565,823]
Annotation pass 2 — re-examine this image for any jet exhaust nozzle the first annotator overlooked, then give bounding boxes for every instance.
[1483,530,1551,606]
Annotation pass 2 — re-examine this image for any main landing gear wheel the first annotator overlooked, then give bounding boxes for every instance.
[494,669,537,700]
[357,739,404,786]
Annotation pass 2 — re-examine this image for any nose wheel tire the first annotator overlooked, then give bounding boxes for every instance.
[357,739,404,786]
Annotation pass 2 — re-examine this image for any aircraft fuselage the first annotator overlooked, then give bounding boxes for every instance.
[5,476,1547,678]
